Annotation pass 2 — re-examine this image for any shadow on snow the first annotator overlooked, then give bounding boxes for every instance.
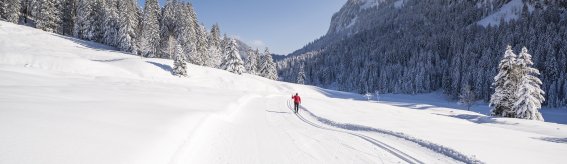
[535,137,567,144]
[146,61,173,74]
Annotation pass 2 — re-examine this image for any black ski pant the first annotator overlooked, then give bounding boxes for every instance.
[294,103,299,113]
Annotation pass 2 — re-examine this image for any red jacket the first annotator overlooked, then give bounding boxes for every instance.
[292,95,301,104]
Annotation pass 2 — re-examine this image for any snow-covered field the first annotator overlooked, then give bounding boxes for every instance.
[1,21,567,164]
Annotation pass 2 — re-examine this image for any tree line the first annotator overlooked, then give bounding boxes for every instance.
[0,0,278,78]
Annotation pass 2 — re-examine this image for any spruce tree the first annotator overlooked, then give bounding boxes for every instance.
[158,0,178,59]
[175,2,196,61]
[35,0,62,33]
[513,47,545,121]
[74,0,94,40]
[101,0,118,46]
[205,43,221,68]
[116,0,139,53]
[490,46,520,117]
[139,0,160,58]
[2,0,21,23]
[191,24,207,66]
[220,33,230,62]
[172,42,188,77]
[221,38,246,75]
[188,4,207,66]
[28,0,41,24]
[0,0,4,20]
[259,48,278,80]
[209,24,221,47]
[205,24,222,68]
[245,48,259,75]
[60,0,75,35]
[459,84,475,110]
[90,0,105,42]
[297,63,306,84]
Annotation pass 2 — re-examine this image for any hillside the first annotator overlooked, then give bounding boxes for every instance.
[2,21,567,164]
[278,0,567,107]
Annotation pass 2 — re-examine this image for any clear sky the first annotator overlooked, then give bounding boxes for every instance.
[138,0,346,54]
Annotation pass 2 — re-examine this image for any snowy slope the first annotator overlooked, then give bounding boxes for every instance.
[477,0,532,27]
[1,21,567,164]
[394,0,406,9]
[360,0,384,9]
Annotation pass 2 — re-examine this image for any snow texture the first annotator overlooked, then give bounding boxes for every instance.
[360,0,384,10]
[477,0,524,27]
[394,0,406,9]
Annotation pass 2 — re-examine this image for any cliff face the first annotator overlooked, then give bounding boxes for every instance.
[327,0,384,35]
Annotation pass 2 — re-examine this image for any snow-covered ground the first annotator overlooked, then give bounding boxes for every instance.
[477,0,534,27]
[1,21,567,164]
[378,92,567,124]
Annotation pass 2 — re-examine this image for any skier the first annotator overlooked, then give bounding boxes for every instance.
[291,93,301,113]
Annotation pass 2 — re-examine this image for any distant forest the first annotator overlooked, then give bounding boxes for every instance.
[278,0,567,107]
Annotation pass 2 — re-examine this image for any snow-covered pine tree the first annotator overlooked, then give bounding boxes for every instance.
[221,38,245,75]
[28,0,41,24]
[364,92,373,101]
[459,84,475,110]
[139,0,160,58]
[59,0,75,35]
[35,0,62,33]
[0,0,4,19]
[0,0,4,18]
[245,48,259,75]
[2,0,21,23]
[101,0,118,46]
[219,33,231,66]
[192,24,208,66]
[297,63,305,84]
[175,2,196,62]
[187,4,208,66]
[205,43,221,68]
[490,46,520,117]
[19,0,31,24]
[74,0,94,40]
[375,90,380,101]
[204,24,221,68]
[254,49,262,70]
[259,48,278,80]
[0,0,4,20]
[209,24,221,47]
[513,47,545,121]
[158,0,178,59]
[116,0,139,53]
[90,0,106,42]
[135,6,143,54]
[172,40,188,77]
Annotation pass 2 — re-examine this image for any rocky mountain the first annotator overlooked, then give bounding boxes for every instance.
[278,0,567,107]
[327,0,385,35]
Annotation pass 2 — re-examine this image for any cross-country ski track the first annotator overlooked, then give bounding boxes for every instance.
[286,100,424,164]
[283,98,483,164]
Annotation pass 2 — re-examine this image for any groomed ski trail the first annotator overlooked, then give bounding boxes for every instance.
[286,100,424,164]
[285,99,484,164]
[179,94,412,163]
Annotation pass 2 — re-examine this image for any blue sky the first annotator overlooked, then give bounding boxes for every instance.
[138,0,346,54]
